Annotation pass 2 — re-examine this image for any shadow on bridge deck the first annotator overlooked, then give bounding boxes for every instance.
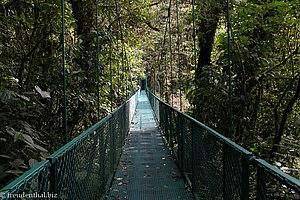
[108,91,191,200]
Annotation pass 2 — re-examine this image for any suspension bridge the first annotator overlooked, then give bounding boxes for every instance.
[1,86,299,199]
[1,0,299,199]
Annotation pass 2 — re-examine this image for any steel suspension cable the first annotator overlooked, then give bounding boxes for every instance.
[125,49,129,97]
[115,0,124,98]
[168,0,173,106]
[115,2,120,98]
[165,2,172,103]
[176,0,182,111]
[119,19,126,98]
[61,0,67,144]
[161,7,169,100]
[124,48,131,96]
[227,0,233,140]
[192,0,198,117]
[108,0,113,112]
[128,56,133,93]
[96,0,100,120]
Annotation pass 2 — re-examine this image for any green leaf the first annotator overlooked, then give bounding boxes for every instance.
[15,93,30,101]
[6,127,17,137]
[14,131,22,142]
[4,170,24,175]
[33,144,47,152]
[23,134,34,145]
[9,159,24,169]
[34,85,51,98]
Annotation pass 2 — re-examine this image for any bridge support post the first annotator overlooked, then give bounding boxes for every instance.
[177,113,184,170]
[110,115,116,171]
[223,144,232,200]
[164,103,168,139]
[241,156,250,200]
[192,122,200,195]
[99,128,105,196]
[48,159,58,198]
[256,165,266,200]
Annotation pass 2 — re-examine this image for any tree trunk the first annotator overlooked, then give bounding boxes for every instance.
[195,0,225,88]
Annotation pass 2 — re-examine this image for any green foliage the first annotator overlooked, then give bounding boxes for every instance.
[0,0,145,187]
[1,0,299,187]
[146,0,299,178]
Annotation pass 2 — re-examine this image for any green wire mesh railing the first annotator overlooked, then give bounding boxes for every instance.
[0,90,140,200]
[146,89,300,200]
[0,161,50,199]
[254,159,300,200]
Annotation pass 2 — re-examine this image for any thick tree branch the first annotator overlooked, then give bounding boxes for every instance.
[271,75,300,156]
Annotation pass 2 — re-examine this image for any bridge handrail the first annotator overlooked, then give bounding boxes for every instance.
[0,160,50,199]
[147,90,251,155]
[0,90,140,200]
[146,89,299,200]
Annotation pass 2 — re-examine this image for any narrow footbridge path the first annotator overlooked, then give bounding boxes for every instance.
[108,91,190,199]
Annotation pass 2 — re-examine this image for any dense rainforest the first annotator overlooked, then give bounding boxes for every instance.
[0,0,299,188]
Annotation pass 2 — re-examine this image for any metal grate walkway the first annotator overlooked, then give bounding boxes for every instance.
[108,91,190,200]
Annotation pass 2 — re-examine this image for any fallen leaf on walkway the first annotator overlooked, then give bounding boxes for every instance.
[122,181,129,185]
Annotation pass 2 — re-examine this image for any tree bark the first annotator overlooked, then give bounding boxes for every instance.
[195,0,225,88]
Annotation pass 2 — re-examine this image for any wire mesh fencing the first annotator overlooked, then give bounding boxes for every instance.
[147,89,299,200]
[0,90,140,200]
[0,161,50,199]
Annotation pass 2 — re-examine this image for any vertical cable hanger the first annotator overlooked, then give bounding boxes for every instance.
[114,0,126,98]
[176,0,182,111]
[115,1,120,100]
[125,48,129,98]
[96,0,100,120]
[227,0,233,140]
[192,0,198,117]
[165,2,171,103]
[108,0,113,112]
[128,56,133,93]
[61,0,67,144]
[154,58,156,95]
[168,0,173,106]
[115,0,124,98]
[161,7,168,100]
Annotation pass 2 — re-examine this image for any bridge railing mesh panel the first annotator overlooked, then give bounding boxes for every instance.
[0,161,50,199]
[253,159,299,200]
[147,89,299,200]
[1,90,140,200]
